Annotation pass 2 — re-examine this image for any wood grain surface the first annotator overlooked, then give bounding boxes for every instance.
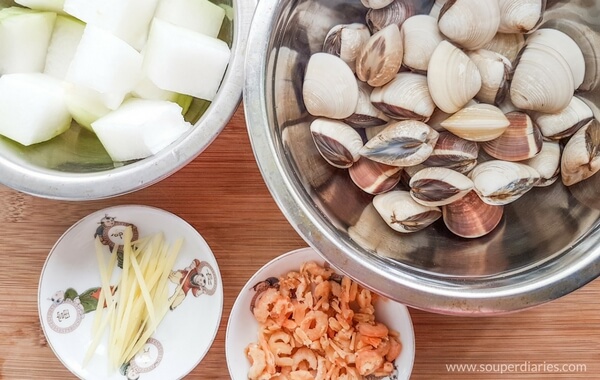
[0,106,599,379]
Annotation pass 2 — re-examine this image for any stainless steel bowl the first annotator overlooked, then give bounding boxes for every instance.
[0,0,255,200]
[245,0,600,315]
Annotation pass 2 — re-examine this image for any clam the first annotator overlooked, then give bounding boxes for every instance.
[356,24,403,88]
[561,119,600,186]
[360,120,439,167]
[373,190,442,233]
[442,191,504,238]
[467,49,512,106]
[323,23,371,73]
[532,96,594,141]
[481,32,525,64]
[437,0,500,50]
[422,131,479,174]
[427,40,482,114]
[365,0,422,33]
[365,124,389,140]
[482,111,543,161]
[470,160,540,205]
[440,103,510,142]
[498,0,545,34]
[428,0,448,19]
[361,0,394,10]
[526,28,585,89]
[310,118,364,169]
[344,81,390,128]
[522,140,561,187]
[400,14,444,73]
[510,42,574,113]
[349,157,402,195]
[303,52,359,119]
[370,72,435,121]
[409,167,474,207]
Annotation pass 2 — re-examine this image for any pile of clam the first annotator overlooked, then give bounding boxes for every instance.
[303,0,600,239]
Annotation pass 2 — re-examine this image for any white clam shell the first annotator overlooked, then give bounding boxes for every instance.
[427,40,482,114]
[470,160,540,205]
[532,96,594,140]
[498,0,545,34]
[440,103,510,142]
[370,72,435,121]
[428,0,448,19]
[467,49,512,105]
[481,32,525,64]
[437,0,500,50]
[423,131,480,174]
[356,24,404,87]
[510,42,574,113]
[361,0,394,10]
[400,14,444,73]
[522,140,561,187]
[322,23,371,73]
[345,81,390,128]
[310,118,364,169]
[373,190,442,233]
[303,52,359,119]
[561,119,600,186]
[409,167,474,207]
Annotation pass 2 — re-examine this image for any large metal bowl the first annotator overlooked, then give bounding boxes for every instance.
[244,0,600,315]
[0,0,255,200]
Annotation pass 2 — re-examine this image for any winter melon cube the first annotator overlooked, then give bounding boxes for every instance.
[44,15,85,80]
[66,25,143,109]
[155,0,225,38]
[91,98,192,162]
[143,18,230,101]
[63,0,160,50]
[0,73,71,146]
[64,84,112,131]
[132,76,193,114]
[0,7,57,74]
[15,0,65,13]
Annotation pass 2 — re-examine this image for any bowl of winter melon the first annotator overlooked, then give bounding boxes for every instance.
[0,0,253,199]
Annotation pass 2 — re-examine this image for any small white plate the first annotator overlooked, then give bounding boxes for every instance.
[225,247,415,380]
[38,205,223,380]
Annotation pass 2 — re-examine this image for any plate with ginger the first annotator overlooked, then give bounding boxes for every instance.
[225,247,415,380]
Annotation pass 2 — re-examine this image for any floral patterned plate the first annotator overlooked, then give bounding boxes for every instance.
[225,247,415,380]
[38,205,223,380]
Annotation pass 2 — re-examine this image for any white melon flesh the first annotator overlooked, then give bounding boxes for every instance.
[0,73,71,146]
[63,0,160,50]
[91,99,192,162]
[143,18,230,101]
[155,0,225,38]
[64,84,112,131]
[66,25,143,109]
[15,0,65,13]
[44,15,85,80]
[0,7,56,74]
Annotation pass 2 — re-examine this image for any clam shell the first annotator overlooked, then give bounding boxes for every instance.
[470,160,540,205]
[561,119,600,186]
[482,111,543,161]
[481,32,525,64]
[422,131,479,174]
[344,81,390,128]
[427,40,482,114]
[440,103,510,142]
[349,157,402,195]
[409,167,474,207]
[360,120,439,167]
[323,23,371,73]
[467,49,512,106]
[366,0,434,33]
[532,96,594,140]
[373,190,442,233]
[442,191,504,238]
[400,14,444,73]
[526,28,585,89]
[437,0,500,50]
[522,140,561,187]
[361,0,394,10]
[303,53,359,119]
[498,0,545,34]
[310,118,364,169]
[365,124,389,140]
[370,72,435,121]
[510,41,574,113]
[429,0,448,19]
[356,24,403,88]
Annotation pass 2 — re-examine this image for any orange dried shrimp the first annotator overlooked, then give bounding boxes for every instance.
[245,261,403,380]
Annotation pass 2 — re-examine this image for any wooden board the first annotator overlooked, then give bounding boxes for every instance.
[0,106,598,379]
